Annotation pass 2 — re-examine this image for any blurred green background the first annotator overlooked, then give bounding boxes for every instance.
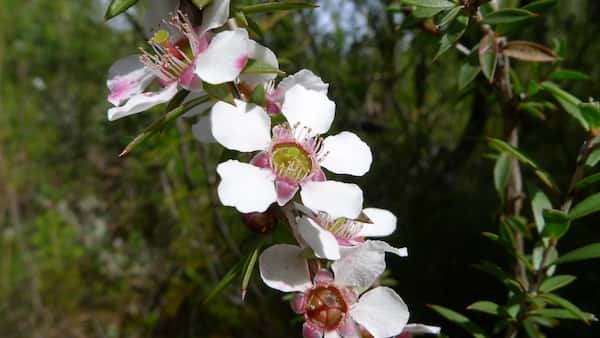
[1,0,598,337]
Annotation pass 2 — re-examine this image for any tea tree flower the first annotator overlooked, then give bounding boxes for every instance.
[212,85,372,218]
[395,324,441,337]
[259,243,409,338]
[296,208,398,260]
[106,1,251,120]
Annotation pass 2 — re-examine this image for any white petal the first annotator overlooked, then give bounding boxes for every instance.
[143,0,180,38]
[258,244,312,292]
[324,331,340,338]
[281,85,335,136]
[107,55,155,106]
[107,82,178,121]
[192,115,216,143]
[198,0,230,34]
[216,160,277,213]
[300,181,363,219]
[210,99,271,152]
[350,287,409,338]
[358,208,397,237]
[279,69,329,94]
[195,28,249,84]
[297,216,340,260]
[239,40,279,87]
[332,240,407,290]
[403,324,442,335]
[320,132,372,176]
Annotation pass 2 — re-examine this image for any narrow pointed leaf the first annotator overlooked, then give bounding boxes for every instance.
[467,301,500,316]
[459,62,481,89]
[522,0,558,13]
[541,209,570,239]
[235,2,318,14]
[403,0,455,8]
[437,6,463,27]
[240,246,261,301]
[550,70,589,81]
[575,173,600,190]
[494,152,511,200]
[242,58,285,75]
[552,243,600,265]
[502,41,558,63]
[429,305,487,338]
[203,263,241,305]
[569,192,600,219]
[435,16,469,60]
[531,187,551,233]
[203,82,236,106]
[105,0,138,20]
[538,294,590,323]
[529,309,596,321]
[483,8,537,25]
[540,82,588,130]
[580,102,600,129]
[539,275,576,293]
[479,32,497,82]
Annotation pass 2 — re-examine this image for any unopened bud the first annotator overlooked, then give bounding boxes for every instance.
[241,207,277,234]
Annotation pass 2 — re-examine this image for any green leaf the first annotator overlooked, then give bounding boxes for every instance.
[520,102,548,121]
[580,102,600,129]
[575,173,600,190]
[502,41,558,63]
[505,216,531,238]
[553,243,600,265]
[483,8,537,25]
[429,305,487,338]
[522,0,558,13]
[569,192,600,219]
[203,82,236,106]
[522,319,542,338]
[541,209,570,239]
[119,95,210,156]
[203,263,241,305]
[246,15,265,38]
[467,301,500,316]
[586,148,600,167]
[529,309,596,321]
[479,32,497,82]
[191,0,213,9]
[540,81,588,130]
[539,275,576,293]
[235,2,318,14]
[538,294,590,323]
[242,58,284,75]
[404,0,455,7]
[494,152,511,200]
[549,70,589,81]
[437,5,463,27]
[473,261,524,292]
[458,62,480,90]
[435,16,469,60]
[413,6,447,18]
[250,83,266,106]
[234,11,249,28]
[105,0,138,20]
[240,245,261,301]
[487,138,558,192]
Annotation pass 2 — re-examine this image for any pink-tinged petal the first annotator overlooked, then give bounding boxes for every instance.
[309,168,327,182]
[178,65,202,91]
[278,69,329,94]
[291,293,307,314]
[250,151,271,169]
[275,178,300,206]
[332,240,407,290]
[324,331,340,338]
[107,55,155,106]
[282,85,335,136]
[297,217,340,260]
[195,28,249,84]
[198,0,230,34]
[143,0,180,38]
[402,324,441,335]
[303,322,323,338]
[216,160,277,213]
[107,82,178,121]
[341,287,359,306]
[239,40,279,88]
[350,287,409,338]
[259,244,313,293]
[358,208,397,238]
[192,115,216,143]
[313,269,335,285]
[337,319,360,338]
[396,332,412,338]
[210,99,271,152]
[300,181,363,220]
[320,132,372,176]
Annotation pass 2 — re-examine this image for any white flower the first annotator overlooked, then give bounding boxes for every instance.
[395,324,442,337]
[258,243,410,338]
[211,85,372,218]
[296,207,398,260]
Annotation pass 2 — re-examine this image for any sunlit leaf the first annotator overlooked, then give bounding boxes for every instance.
[467,301,500,316]
[569,192,600,219]
[242,58,284,75]
[530,187,551,233]
[552,243,600,265]
[502,41,558,63]
[539,275,576,293]
[479,32,497,82]
[105,0,138,20]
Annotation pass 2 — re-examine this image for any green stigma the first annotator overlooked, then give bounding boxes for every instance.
[271,144,312,181]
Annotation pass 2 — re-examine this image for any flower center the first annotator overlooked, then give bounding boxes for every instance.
[271,143,313,181]
[319,213,364,241]
[139,12,198,83]
[305,286,348,330]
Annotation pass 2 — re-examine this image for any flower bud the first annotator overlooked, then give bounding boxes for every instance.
[240,207,277,234]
